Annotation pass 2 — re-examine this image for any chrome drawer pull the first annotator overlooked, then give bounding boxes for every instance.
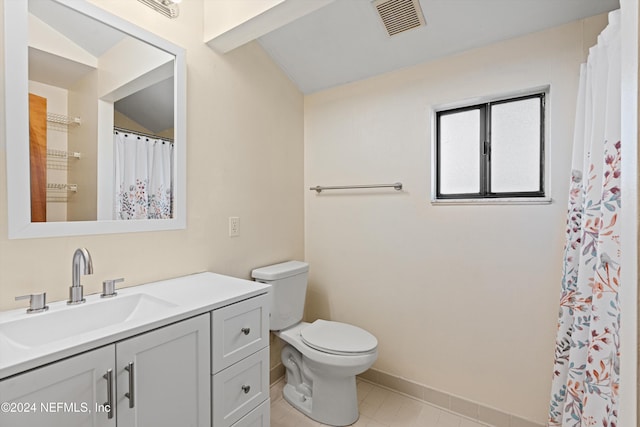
[124,362,135,408]
[241,385,251,394]
[103,369,114,419]
[241,327,250,335]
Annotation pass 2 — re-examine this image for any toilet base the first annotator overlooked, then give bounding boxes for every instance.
[282,362,359,426]
[282,383,313,418]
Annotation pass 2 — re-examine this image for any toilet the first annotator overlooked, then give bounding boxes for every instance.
[252,261,378,427]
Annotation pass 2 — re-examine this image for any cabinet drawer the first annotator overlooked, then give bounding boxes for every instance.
[212,347,269,427]
[212,294,269,373]
[231,399,270,427]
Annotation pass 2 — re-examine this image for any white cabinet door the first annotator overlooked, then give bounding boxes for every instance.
[0,345,115,427]
[116,314,210,427]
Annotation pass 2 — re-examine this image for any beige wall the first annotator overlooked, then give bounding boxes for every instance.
[203,0,284,39]
[0,0,304,344]
[304,16,607,424]
[637,0,640,417]
[67,71,98,221]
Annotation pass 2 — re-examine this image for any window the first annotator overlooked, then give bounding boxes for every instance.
[434,92,546,200]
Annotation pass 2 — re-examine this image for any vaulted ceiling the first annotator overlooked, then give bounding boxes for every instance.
[258,0,621,94]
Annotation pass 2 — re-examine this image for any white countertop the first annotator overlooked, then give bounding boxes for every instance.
[0,272,271,380]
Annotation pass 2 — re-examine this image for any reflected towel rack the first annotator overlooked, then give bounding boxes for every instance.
[47,113,81,127]
[46,183,77,203]
[47,183,78,192]
[47,149,81,159]
[310,182,403,193]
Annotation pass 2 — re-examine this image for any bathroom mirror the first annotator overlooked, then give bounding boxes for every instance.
[4,0,186,238]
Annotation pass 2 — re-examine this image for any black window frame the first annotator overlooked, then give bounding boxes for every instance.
[435,92,546,200]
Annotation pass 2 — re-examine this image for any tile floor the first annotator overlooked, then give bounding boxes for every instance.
[270,379,491,427]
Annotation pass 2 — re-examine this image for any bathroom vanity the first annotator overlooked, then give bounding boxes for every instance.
[0,273,271,427]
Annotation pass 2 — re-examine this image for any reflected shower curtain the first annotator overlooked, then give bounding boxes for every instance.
[549,10,621,426]
[114,132,174,220]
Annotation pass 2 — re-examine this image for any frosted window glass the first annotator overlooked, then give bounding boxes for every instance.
[490,98,541,193]
[439,109,480,194]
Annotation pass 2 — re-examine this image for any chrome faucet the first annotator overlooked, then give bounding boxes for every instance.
[68,248,93,305]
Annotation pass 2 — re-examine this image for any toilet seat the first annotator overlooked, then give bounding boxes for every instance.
[301,319,377,356]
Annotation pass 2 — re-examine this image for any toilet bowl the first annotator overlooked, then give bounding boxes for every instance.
[251,261,378,426]
[276,321,377,426]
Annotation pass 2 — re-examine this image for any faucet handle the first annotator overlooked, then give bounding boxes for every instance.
[101,278,124,298]
[15,292,49,314]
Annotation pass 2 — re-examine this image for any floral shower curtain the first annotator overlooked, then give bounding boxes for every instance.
[549,10,621,426]
[114,131,174,220]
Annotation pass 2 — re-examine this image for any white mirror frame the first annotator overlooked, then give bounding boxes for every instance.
[4,0,186,239]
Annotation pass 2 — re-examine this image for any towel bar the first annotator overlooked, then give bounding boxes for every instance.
[310,182,403,193]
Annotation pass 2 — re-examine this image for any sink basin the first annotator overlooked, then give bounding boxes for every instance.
[0,294,177,349]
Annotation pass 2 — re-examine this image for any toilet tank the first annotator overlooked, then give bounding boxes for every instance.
[251,261,309,331]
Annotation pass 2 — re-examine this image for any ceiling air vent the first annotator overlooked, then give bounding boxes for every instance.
[373,0,426,37]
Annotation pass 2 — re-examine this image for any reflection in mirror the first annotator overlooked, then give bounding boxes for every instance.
[28,0,175,222]
[4,0,186,238]
[113,78,175,220]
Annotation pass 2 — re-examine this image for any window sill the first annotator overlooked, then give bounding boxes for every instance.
[431,197,552,206]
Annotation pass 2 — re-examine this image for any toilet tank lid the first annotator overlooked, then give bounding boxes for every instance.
[251,260,309,281]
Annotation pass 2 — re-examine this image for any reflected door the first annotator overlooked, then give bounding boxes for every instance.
[29,93,47,222]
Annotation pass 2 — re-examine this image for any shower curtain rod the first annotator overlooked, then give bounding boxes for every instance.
[113,126,174,142]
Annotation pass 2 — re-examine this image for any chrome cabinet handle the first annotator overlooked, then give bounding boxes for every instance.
[241,385,251,394]
[124,362,135,408]
[103,369,114,419]
[241,327,250,335]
